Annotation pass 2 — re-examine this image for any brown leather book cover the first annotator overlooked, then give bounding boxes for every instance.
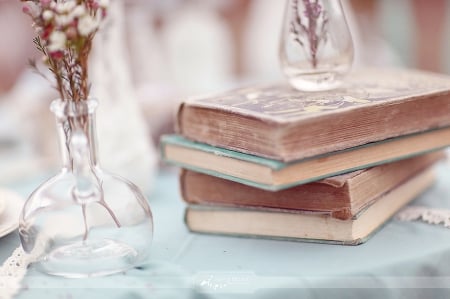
[177,68,450,162]
[180,151,444,220]
[184,166,436,245]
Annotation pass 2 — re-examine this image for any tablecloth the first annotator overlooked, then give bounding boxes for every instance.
[1,163,450,299]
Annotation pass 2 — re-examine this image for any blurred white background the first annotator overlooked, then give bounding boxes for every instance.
[0,0,449,192]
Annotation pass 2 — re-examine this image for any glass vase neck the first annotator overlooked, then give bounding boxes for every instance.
[50,98,99,170]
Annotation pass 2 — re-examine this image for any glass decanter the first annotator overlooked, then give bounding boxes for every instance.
[279,0,354,91]
[19,98,153,278]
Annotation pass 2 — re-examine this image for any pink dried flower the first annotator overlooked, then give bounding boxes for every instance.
[49,50,64,60]
[87,0,99,10]
[101,8,107,18]
[22,2,40,18]
[40,25,53,40]
[40,0,51,8]
[65,26,78,40]
[19,0,109,102]
[22,4,30,14]
[303,1,322,19]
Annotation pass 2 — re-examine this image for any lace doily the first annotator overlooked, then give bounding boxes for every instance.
[396,206,450,228]
[0,246,35,299]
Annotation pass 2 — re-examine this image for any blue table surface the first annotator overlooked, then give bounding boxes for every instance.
[1,163,450,299]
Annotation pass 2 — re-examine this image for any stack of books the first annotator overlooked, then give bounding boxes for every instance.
[161,68,450,245]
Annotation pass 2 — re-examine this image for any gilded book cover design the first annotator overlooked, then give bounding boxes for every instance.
[184,68,450,122]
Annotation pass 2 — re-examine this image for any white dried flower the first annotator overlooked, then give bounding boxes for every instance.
[56,1,76,13]
[71,5,86,18]
[77,15,99,36]
[98,0,110,8]
[42,10,54,21]
[23,2,41,18]
[47,31,67,52]
[55,14,73,27]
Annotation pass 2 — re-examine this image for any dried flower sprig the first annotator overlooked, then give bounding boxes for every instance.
[21,0,109,102]
[290,0,328,68]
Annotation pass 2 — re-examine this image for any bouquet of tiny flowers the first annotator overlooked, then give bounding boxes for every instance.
[21,0,109,102]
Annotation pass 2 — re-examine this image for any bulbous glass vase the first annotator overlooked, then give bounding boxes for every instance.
[279,0,354,91]
[19,98,153,278]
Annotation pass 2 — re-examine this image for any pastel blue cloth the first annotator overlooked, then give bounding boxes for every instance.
[1,163,450,299]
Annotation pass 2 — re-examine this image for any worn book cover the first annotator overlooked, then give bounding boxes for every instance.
[185,167,436,245]
[180,151,444,220]
[177,68,450,162]
[161,127,450,190]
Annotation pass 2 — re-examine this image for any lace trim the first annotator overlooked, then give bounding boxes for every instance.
[0,247,34,299]
[396,206,450,228]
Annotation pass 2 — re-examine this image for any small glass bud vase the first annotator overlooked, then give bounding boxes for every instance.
[19,98,154,278]
[279,0,354,91]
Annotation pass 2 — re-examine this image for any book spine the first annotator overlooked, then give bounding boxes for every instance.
[175,102,186,134]
[179,169,355,220]
[179,169,189,206]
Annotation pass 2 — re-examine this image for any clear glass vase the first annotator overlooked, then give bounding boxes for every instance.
[279,0,354,91]
[19,98,154,278]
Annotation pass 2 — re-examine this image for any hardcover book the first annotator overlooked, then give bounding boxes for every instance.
[177,68,450,162]
[161,127,450,190]
[185,167,435,245]
[180,151,444,220]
